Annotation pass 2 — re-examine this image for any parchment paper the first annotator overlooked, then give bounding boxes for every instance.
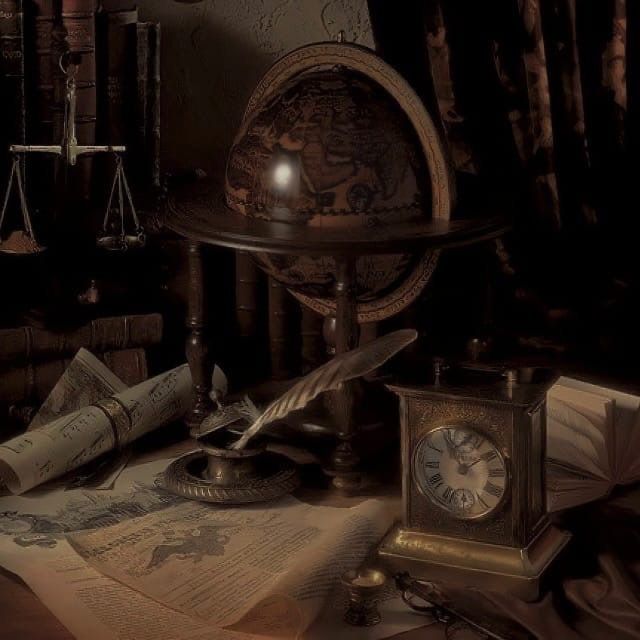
[0,365,191,494]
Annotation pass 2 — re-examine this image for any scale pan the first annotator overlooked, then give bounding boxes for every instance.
[96,234,125,251]
[0,231,46,255]
[124,233,146,249]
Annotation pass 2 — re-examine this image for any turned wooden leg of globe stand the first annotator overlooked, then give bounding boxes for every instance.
[185,241,215,430]
[324,256,361,490]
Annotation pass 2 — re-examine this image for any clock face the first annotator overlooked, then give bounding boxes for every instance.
[413,426,508,519]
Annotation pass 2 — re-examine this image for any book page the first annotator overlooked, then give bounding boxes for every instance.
[621,411,640,483]
[554,376,640,482]
[68,497,396,638]
[547,384,612,479]
[545,461,611,512]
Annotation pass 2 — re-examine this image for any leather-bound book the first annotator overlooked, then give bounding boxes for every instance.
[300,306,325,373]
[133,20,149,188]
[0,347,148,409]
[52,0,98,202]
[0,313,163,365]
[148,21,160,189]
[101,347,147,387]
[268,277,298,380]
[29,0,55,143]
[96,2,137,145]
[98,0,134,11]
[235,252,261,340]
[0,0,26,178]
[22,0,55,216]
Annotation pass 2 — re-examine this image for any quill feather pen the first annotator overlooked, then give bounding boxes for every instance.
[231,329,418,450]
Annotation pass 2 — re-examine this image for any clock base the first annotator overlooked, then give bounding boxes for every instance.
[378,522,571,601]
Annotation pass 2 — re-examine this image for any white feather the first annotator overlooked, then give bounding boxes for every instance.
[231,329,418,450]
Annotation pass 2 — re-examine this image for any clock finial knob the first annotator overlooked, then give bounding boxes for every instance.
[432,357,447,385]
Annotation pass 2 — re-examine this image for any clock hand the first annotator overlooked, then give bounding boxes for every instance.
[443,431,464,463]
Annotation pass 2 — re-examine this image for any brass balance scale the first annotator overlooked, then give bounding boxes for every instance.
[0,54,144,255]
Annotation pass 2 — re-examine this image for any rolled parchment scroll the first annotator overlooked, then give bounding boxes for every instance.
[0,365,192,494]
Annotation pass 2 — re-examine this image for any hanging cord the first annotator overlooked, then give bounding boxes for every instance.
[14,159,36,240]
[0,157,18,234]
[119,159,142,235]
[59,53,71,146]
[0,155,38,242]
[102,154,121,234]
[100,154,145,248]
[117,157,125,240]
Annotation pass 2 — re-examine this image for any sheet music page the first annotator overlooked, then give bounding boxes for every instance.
[28,348,127,430]
[0,366,191,494]
[68,496,396,637]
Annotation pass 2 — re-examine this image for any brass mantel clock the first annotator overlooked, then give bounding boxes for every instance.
[378,366,571,600]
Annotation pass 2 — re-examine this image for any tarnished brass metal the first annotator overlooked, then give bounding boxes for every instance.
[1,55,142,253]
[379,365,570,600]
[341,568,386,626]
[380,523,570,601]
[164,430,300,504]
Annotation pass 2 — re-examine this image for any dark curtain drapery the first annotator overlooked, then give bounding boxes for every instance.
[368,0,639,367]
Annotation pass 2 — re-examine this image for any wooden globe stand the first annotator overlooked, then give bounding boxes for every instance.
[166,182,509,490]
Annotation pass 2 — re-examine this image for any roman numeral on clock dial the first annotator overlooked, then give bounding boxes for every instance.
[481,450,498,463]
[476,491,490,509]
[484,481,503,498]
[428,473,443,488]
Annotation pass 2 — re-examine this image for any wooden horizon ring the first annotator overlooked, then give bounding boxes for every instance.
[238,41,454,323]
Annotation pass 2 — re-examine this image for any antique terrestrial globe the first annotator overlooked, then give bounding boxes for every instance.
[224,41,453,323]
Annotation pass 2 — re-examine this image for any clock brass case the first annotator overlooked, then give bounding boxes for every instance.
[378,368,571,601]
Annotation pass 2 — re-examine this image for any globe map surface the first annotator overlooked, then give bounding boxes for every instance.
[224,48,445,321]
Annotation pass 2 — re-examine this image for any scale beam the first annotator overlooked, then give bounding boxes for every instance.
[10,145,127,159]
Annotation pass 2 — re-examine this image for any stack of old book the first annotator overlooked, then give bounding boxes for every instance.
[0,312,162,430]
[0,0,160,209]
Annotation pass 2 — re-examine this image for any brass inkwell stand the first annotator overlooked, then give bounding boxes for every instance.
[0,54,143,255]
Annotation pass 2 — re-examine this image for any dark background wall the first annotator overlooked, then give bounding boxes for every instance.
[137,0,373,177]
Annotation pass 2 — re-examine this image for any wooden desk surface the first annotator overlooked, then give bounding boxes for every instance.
[0,567,72,639]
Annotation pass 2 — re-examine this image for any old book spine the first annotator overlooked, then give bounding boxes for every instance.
[148,21,160,189]
[53,0,98,201]
[0,347,148,407]
[300,306,325,373]
[101,347,147,387]
[97,5,137,145]
[133,21,149,189]
[268,277,298,380]
[29,0,55,143]
[235,252,261,339]
[55,0,98,131]
[0,313,163,364]
[22,0,55,217]
[0,0,26,178]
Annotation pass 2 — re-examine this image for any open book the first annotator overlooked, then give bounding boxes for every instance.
[546,376,640,512]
